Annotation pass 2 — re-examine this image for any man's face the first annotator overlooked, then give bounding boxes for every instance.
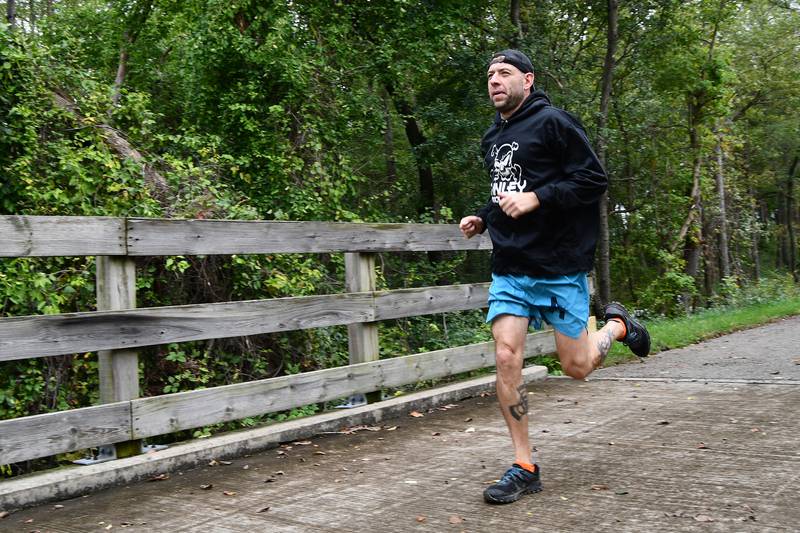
[487,62,533,117]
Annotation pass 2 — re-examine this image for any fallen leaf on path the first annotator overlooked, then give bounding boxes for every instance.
[409,411,424,418]
[148,473,169,482]
[219,460,232,465]
[273,470,285,475]
[293,441,312,445]
[591,484,609,491]
[464,417,473,422]
[416,515,426,523]
[200,484,213,490]
[448,515,464,524]
[614,490,629,495]
[697,442,710,449]
[105,525,113,530]
[464,427,475,433]
[223,491,237,496]
[385,426,398,431]
[257,507,271,513]
[694,514,714,522]
[314,451,326,455]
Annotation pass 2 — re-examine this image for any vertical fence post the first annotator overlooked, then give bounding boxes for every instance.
[344,252,380,403]
[587,273,598,332]
[96,255,141,458]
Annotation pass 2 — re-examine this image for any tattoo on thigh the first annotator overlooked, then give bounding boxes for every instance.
[509,383,529,421]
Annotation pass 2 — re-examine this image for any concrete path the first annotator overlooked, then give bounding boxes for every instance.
[4,316,799,532]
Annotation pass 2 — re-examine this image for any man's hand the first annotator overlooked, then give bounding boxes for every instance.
[498,192,540,219]
[459,215,484,239]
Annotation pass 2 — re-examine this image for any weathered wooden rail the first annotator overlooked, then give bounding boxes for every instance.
[0,215,557,466]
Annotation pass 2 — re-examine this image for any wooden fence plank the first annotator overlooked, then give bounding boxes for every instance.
[0,284,489,360]
[373,283,490,320]
[0,402,132,465]
[0,293,375,360]
[0,332,554,461]
[0,216,125,257]
[127,219,492,255]
[131,331,554,438]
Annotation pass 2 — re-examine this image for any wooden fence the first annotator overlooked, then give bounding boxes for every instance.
[0,216,557,466]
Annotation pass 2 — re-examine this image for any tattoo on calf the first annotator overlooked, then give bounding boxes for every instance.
[509,383,529,421]
[595,329,615,367]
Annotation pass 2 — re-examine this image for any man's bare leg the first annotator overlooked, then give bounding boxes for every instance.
[491,314,533,464]
[554,320,624,380]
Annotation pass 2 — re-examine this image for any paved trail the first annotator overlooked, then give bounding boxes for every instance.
[595,315,800,382]
[3,316,799,532]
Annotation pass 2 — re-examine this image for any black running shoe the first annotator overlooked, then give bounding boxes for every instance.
[604,302,651,357]
[483,464,542,504]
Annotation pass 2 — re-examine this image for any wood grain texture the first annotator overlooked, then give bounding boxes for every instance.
[131,331,554,438]
[0,292,375,360]
[373,283,490,320]
[345,253,379,365]
[127,218,493,255]
[96,256,140,404]
[0,284,489,360]
[0,402,132,464]
[0,216,125,257]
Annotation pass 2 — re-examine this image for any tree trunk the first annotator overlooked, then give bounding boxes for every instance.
[386,87,436,218]
[110,2,154,111]
[6,0,16,27]
[714,127,730,279]
[112,45,130,107]
[52,91,171,207]
[509,0,523,47]
[593,0,618,308]
[382,91,398,185]
[28,0,35,32]
[788,155,798,281]
[679,100,704,311]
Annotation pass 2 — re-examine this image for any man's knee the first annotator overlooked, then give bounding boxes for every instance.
[561,360,590,380]
[495,342,522,374]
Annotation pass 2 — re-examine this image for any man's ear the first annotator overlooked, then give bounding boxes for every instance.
[524,72,535,91]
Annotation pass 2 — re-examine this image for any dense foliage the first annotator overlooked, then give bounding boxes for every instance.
[1,0,798,471]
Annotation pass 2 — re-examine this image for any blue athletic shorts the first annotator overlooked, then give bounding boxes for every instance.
[486,272,590,339]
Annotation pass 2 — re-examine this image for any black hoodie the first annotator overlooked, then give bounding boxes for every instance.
[477,90,607,277]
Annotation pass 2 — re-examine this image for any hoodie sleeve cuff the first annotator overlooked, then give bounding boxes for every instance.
[533,186,554,209]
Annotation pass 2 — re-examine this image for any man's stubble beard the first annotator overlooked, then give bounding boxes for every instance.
[491,82,525,115]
